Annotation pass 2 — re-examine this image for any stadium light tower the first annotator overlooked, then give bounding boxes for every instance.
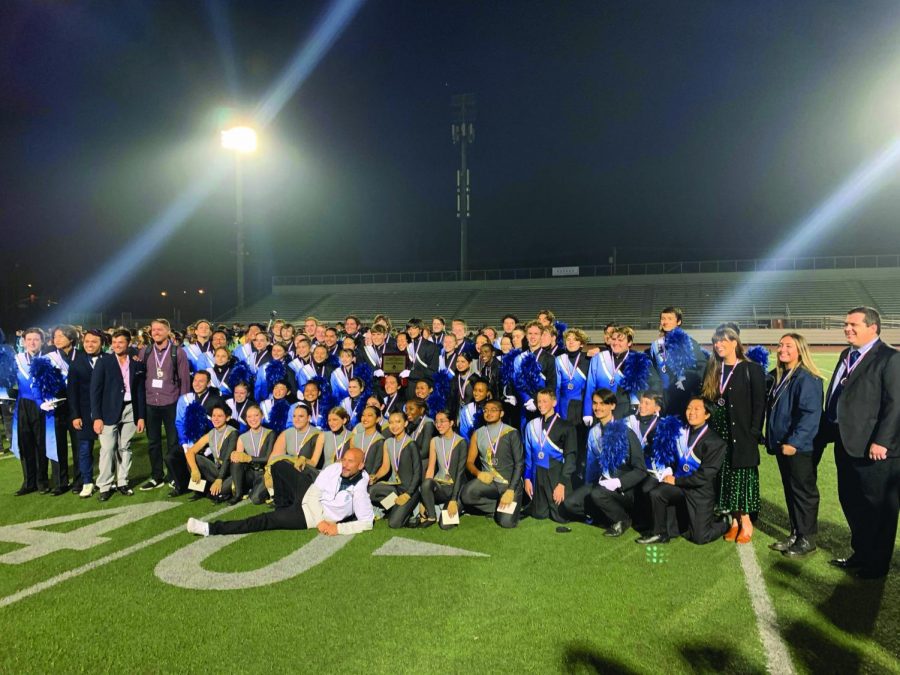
[451,94,475,277]
[221,125,257,308]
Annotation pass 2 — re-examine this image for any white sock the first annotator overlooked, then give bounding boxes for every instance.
[186,517,210,536]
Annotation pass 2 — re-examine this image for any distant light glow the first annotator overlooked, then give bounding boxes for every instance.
[221,126,258,153]
[708,136,900,322]
[160,291,168,297]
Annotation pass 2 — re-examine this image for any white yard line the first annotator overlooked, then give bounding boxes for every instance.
[737,544,795,675]
[0,501,246,609]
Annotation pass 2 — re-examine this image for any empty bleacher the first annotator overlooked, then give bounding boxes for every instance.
[225,266,900,330]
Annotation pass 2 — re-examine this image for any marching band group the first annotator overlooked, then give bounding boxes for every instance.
[2,304,897,579]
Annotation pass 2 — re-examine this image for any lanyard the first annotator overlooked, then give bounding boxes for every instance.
[458,373,472,400]
[438,434,456,475]
[153,343,171,377]
[485,425,501,466]
[562,353,581,381]
[683,425,708,459]
[356,429,376,459]
[769,368,796,407]
[719,362,740,395]
[539,414,558,451]
[390,435,408,473]
[601,351,627,385]
[211,427,229,460]
[248,428,264,457]
[640,415,658,446]
[332,431,350,460]
[293,426,313,455]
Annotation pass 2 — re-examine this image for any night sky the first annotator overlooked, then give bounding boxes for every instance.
[3,1,900,321]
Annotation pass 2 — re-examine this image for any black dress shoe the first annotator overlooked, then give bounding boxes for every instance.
[39,486,52,494]
[769,533,797,552]
[189,492,206,501]
[98,490,113,502]
[635,533,670,545]
[604,521,629,537]
[829,556,863,570]
[783,537,817,558]
[228,494,243,505]
[70,483,83,494]
[50,487,66,497]
[168,488,186,498]
[14,486,37,496]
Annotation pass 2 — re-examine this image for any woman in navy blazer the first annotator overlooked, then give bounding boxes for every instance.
[764,333,823,558]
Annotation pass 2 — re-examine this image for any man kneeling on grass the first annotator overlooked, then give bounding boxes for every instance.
[186,447,373,536]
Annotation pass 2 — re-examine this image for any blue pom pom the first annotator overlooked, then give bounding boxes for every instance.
[266,398,291,431]
[354,362,374,398]
[313,375,338,413]
[651,415,685,469]
[598,419,630,476]
[515,352,544,398]
[183,400,212,444]
[30,356,66,401]
[226,361,255,392]
[746,346,770,371]
[664,328,696,380]
[265,359,288,393]
[554,321,568,352]
[0,346,16,389]
[620,351,651,393]
[426,370,453,415]
[500,349,521,388]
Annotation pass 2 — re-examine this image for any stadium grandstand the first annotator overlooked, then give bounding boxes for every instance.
[224,255,900,343]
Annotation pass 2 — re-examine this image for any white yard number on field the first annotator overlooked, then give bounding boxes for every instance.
[0,503,179,564]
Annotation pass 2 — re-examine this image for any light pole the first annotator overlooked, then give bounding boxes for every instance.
[451,94,475,278]
[221,126,257,309]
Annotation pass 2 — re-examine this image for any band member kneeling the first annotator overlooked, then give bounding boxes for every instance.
[523,388,576,523]
[187,447,373,536]
[368,411,421,528]
[636,397,729,545]
[459,399,524,528]
[563,388,646,536]
[417,409,467,529]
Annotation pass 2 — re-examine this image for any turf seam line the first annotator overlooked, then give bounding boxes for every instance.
[0,501,247,609]
[737,543,795,675]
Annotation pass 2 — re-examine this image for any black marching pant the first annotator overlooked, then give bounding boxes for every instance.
[646,481,728,544]
[145,403,178,483]
[210,463,312,535]
[563,483,633,525]
[775,452,819,538]
[420,478,454,518]
[835,440,899,576]
[459,479,522,529]
[369,482,420,529]
[17,399,48,490]
[528,466,568,523]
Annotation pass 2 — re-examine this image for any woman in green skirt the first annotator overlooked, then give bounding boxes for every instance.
[701,327,766,543]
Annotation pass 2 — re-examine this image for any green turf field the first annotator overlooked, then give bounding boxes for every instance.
[0,353,897,674]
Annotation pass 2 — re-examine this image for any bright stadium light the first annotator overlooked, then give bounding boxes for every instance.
[220,126,257,153]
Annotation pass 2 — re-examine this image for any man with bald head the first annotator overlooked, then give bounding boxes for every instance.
[188,447,374,536]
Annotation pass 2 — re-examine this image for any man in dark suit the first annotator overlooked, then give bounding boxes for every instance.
[90,329,146,502]
[403,319,440,399]
[817,306,900,579]
[67,329,105,497]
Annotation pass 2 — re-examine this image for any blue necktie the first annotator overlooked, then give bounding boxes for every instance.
[826,350,859,422]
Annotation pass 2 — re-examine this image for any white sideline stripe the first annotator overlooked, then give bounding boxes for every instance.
[0,502,247,609]
[737,544,795,675]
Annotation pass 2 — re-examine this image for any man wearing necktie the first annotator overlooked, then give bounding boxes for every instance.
[816,306,900,579]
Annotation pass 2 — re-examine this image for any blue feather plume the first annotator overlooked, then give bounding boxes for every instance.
[554,321,567,353]
[30,356,65,401]
[266,398,291,431]
[664,328,696,380]
[226,361,255,392]
[327,353,340,369]
[265,359,288,394]
[183,399,212,444]
[746,345,770,371]
[500,349,521,388]
[313,375,338,413]
[354,362,374,398]
[620,351,651,393]
[0,345,15,388]
[515,352,544,398]
[598,419,630,476]
[426,369,453,415]
[472,406,485,431]
[651,415,685,469]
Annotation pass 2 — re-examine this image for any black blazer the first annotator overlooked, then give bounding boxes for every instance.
[68,351,101,441]
[612,428,647,492]
[408,337,440,381]
[819,341,900,457]
[90,353,147,425]
[718,360,766,468]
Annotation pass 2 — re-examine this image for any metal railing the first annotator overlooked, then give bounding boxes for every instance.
[272,254,900,287]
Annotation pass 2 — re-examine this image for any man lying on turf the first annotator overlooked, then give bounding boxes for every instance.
[186,447,374,536]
